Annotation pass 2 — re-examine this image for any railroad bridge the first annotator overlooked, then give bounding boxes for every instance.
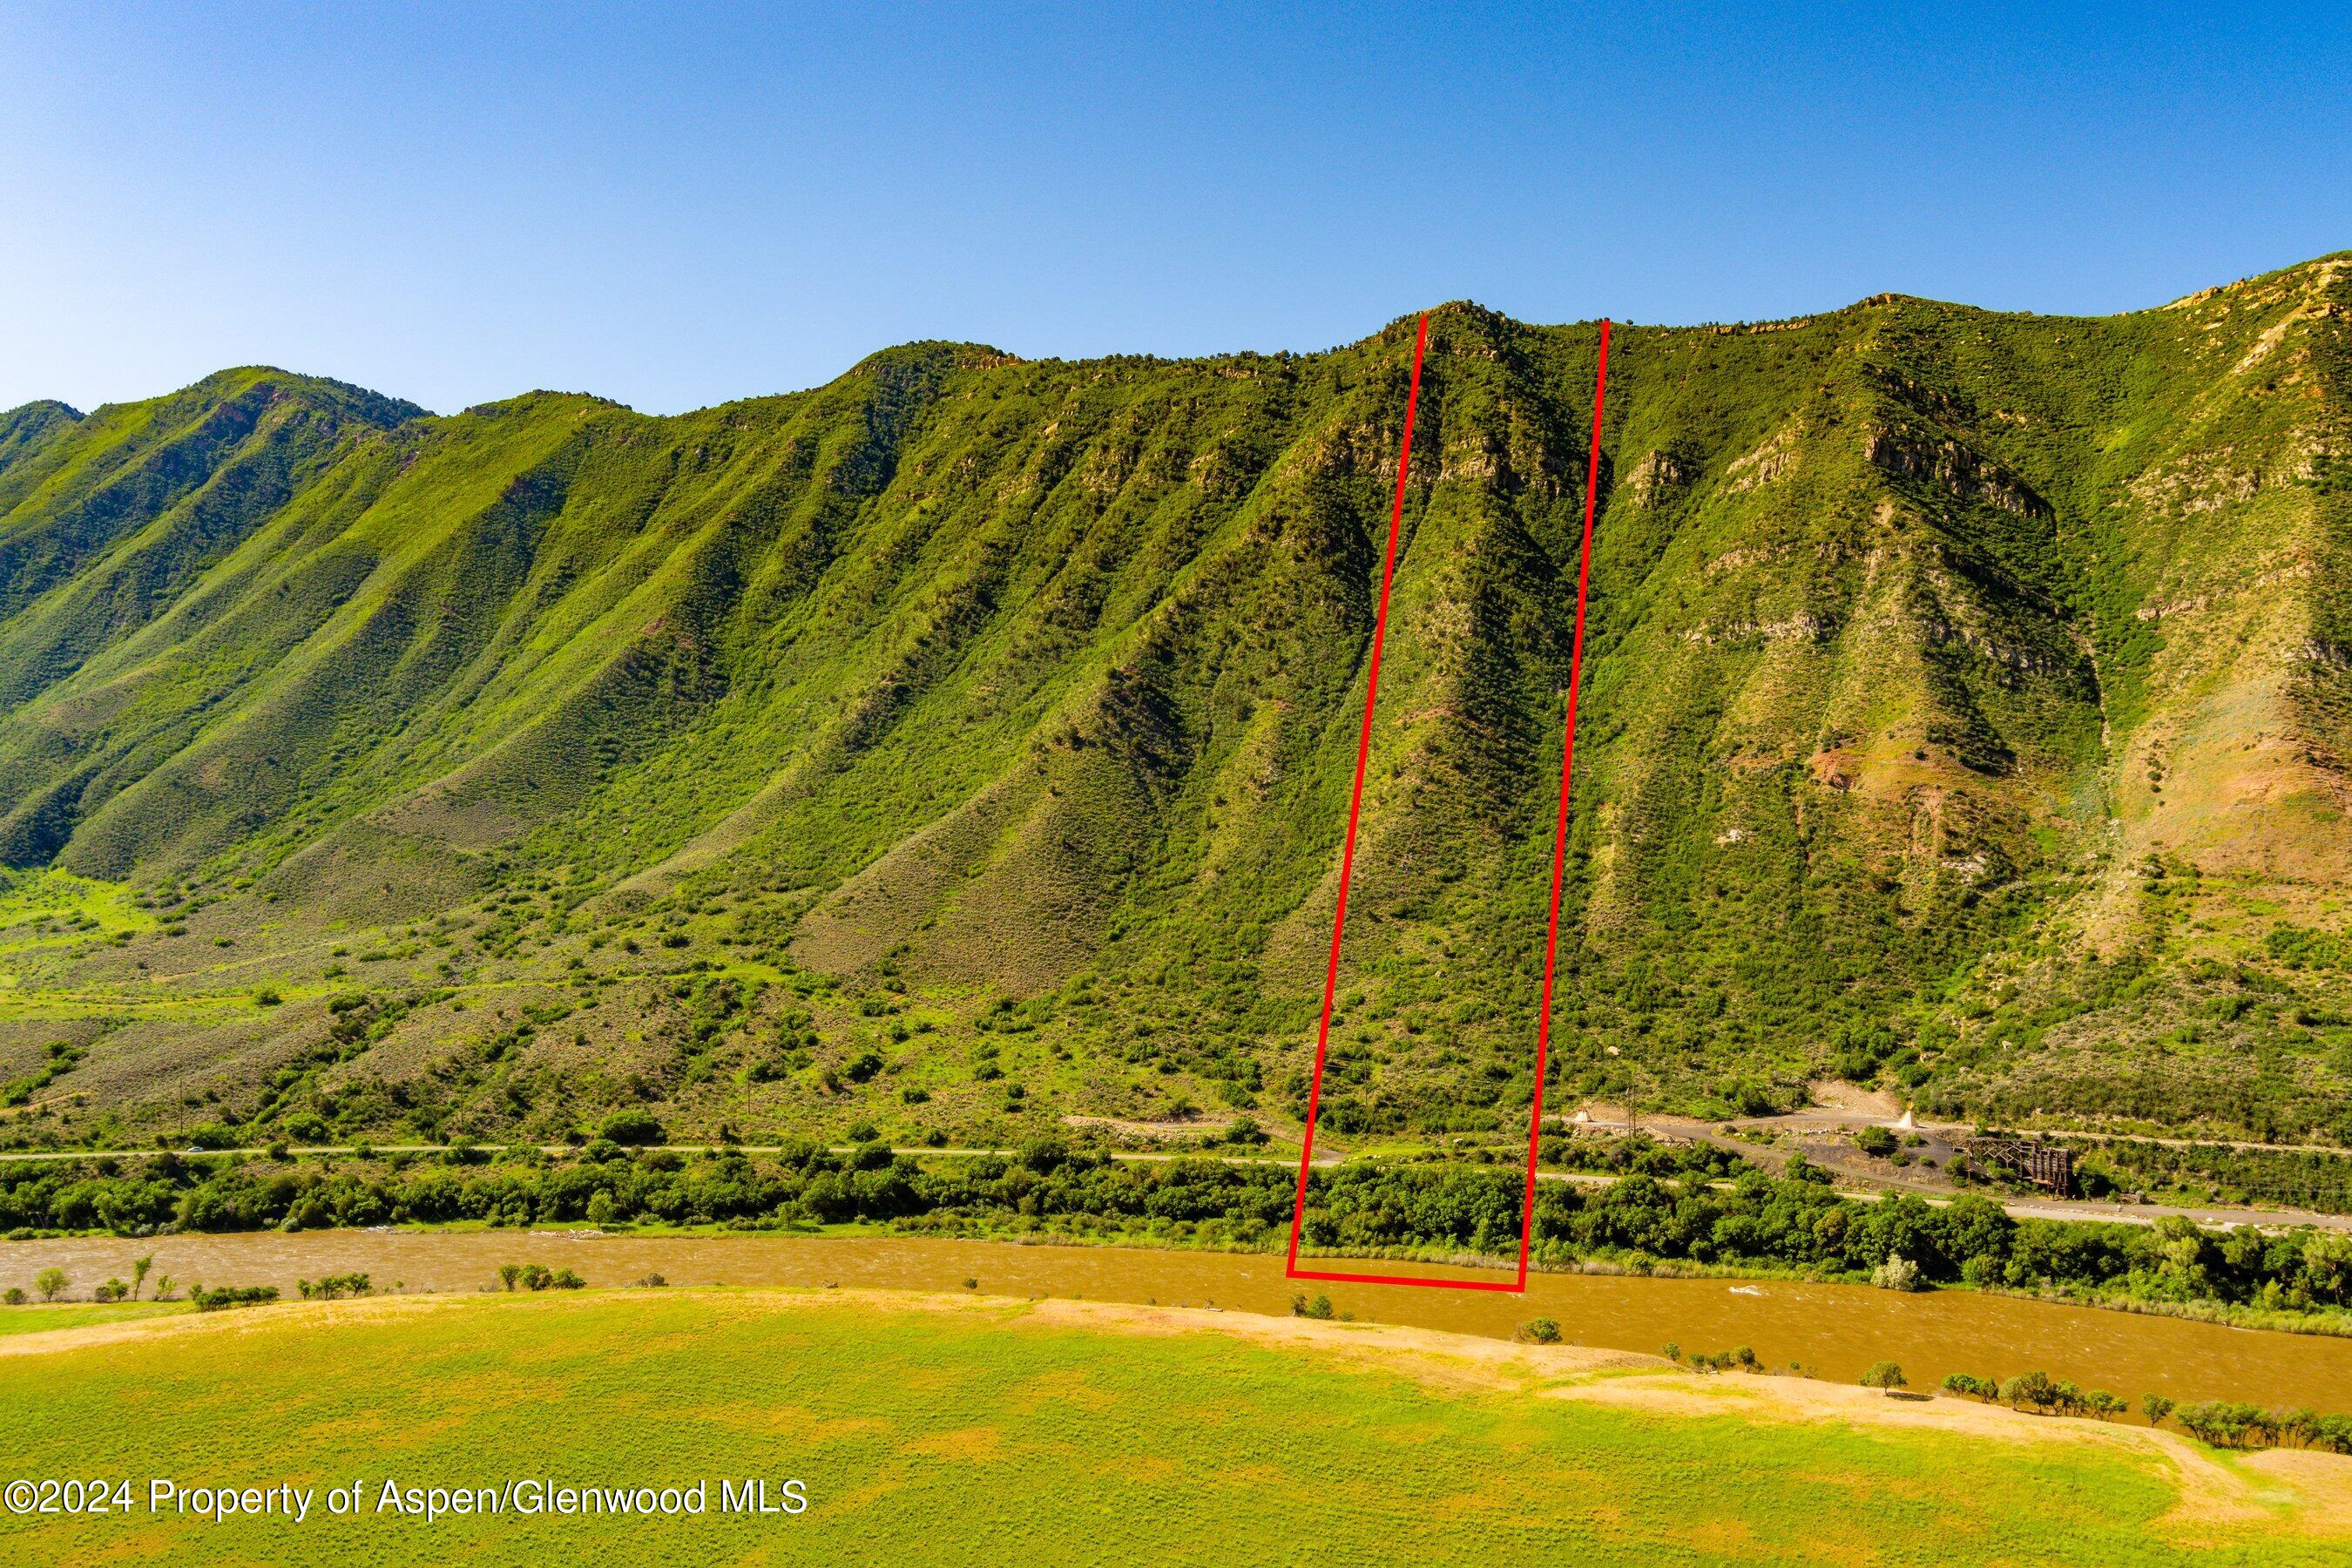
[1961,1137,2074,1197]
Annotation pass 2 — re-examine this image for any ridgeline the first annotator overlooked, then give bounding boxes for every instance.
[1,257,2347,1153]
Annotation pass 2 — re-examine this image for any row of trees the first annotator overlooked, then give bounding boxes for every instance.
[7,1143,2352,1317]
[1938,1370,2132,1419]
[1942,1371,2352,1452]
[2171,1402,2352,1452]
[3,1256,165,1305]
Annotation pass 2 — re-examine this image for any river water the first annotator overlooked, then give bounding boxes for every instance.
[9,1230,2349,1413]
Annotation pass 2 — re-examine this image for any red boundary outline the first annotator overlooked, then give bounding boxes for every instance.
[1285,315,1612,1293]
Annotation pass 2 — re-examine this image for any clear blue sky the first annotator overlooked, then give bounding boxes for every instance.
[3,3,2346,416]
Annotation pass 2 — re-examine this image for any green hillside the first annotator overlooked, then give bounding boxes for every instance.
[1,255,2347,1152]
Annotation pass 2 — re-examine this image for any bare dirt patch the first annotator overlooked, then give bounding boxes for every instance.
[1805,1080,1901,1119]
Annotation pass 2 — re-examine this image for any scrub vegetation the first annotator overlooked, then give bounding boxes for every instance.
[0,255,2346,1161]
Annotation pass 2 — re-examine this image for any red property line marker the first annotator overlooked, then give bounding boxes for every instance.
[1285,316,1612,1294]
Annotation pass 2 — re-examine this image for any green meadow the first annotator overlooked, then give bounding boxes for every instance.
[0,1299,184,1336]
[3,1290,2343,1565]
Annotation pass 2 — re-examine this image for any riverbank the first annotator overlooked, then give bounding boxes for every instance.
[5,1286,2348,1565]
[10,1227,2352,1415]
[12,1209,2352,1340]
[11,1139,2352,1342]
[12,1139,2352,1233]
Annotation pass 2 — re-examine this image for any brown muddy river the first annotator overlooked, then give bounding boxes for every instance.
[9,1230,2351,1413]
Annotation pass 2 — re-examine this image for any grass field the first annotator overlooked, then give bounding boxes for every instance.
[0,1300,184,1336]
[3,1289,2348,1564]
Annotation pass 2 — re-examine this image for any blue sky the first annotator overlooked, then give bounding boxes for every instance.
[3,3,2346,416]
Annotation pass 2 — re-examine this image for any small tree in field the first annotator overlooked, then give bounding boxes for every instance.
[2142,1394,2176,1428]
[1862,1362,1908,1391]
[35,1267,66,1302]
[132,1255,153,1301]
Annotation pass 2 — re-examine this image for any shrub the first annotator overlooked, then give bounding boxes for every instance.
[1291,1293,1335,1321]
[1854,1126,1899,1158]
[1517,1317,1563,1344]
[2174,1401,2269,1448]
[598,1110,665,1146]
[2000,1371,2056,1412]
[1,1288,22,1305]
[1862,1362,1908,1390]
[1870,1254,1926,1292]
[190,1285,279,1312]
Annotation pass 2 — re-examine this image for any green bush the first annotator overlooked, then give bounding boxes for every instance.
[598,1110,665,1146]
[190,1284,280,1312]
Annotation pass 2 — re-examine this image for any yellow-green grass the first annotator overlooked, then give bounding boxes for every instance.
[0,871,153,956]
[3,1289,2346,1565]
[0,1300,186,1335]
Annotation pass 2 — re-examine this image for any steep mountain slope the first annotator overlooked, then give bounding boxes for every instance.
[0,255,2345,1152]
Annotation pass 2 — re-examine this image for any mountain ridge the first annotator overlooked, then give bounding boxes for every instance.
[0,253,2345,1153]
